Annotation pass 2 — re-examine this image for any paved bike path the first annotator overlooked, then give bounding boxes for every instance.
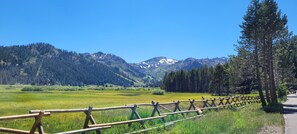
[283,94,297,134]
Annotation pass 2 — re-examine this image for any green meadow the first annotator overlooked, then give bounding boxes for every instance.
[0,85,284,134]
[0,85,212,115]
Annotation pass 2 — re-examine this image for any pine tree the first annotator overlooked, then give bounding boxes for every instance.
[239,0,289,105]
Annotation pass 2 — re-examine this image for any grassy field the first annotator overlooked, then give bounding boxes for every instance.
[163,104,284,134]
[0,85,284,134]
[0,85,213,115]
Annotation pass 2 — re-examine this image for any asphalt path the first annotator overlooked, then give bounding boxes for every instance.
[283,94,297,134]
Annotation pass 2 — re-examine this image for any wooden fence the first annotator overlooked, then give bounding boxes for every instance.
[0,112,50,134]
[0,95,260,134]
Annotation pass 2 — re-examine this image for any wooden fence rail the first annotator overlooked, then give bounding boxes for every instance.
[0,111,50,134]
[0,95,260,134]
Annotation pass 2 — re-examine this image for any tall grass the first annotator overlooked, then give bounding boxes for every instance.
[162,104,284,134]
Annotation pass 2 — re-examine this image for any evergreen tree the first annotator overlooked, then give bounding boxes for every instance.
[239,0,288,105]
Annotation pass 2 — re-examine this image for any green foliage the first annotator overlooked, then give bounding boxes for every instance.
[210,64,229,96]
[21,87,45,92]
[227,55,258,94]
[290,36,297,79]
[151,89,165,95]
[278,82,289,98]
[236,0,294,105]
[163,64,233,95]
[163,66,214,93]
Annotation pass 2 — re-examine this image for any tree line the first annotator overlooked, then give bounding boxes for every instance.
[162,0,297,106]
[162,62,258,95]
[163,66,213,93]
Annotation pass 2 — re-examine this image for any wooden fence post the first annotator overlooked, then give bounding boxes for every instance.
[240,96,244,106]
[225,97,232,108]
[173,101,185,117]
[248,96,250,103]
[82,106,100,134]
[218,97,225,108]
[128,104,145,128]
[187,99,200,115]
[30,111,45,134]
[151,101,157,117]
[230,97,235,107]
[235,96,240,107]
[257,96,261,103]
[202,97,210,111]
[151,101,166,123]
[210,98,218,111]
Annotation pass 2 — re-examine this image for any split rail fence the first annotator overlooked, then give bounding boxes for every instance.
[0,95,260,134]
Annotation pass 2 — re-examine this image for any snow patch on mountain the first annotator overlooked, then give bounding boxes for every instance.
[135,57,178,69]
[159,58,178,64]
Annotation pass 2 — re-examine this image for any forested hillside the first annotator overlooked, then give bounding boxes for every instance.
[0,43,138,86]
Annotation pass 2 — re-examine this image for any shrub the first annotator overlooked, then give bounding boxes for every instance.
[152,89,165,95]
[21,87,44,92]
[63,88,77,91]
[5,86,15,90]
[278,82,289,98]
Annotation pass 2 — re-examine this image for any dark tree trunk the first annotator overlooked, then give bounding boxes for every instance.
[255,40,267,107]
[268,38,278,104]
[263,39,271,103]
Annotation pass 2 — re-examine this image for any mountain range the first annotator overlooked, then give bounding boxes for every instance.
[0,43,228,86]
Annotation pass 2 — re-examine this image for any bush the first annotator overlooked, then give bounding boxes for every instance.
[63,88,77,91]
[152,89,165,95]
[278,82,289,98]
[21,87,45,92]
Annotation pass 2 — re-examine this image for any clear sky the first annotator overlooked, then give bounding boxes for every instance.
[0,0,296,63]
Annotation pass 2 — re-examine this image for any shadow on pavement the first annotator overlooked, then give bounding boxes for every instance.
[283,107,297,114]
[283,104,297,107]
[287,95,297,99]
[283,95,297,114]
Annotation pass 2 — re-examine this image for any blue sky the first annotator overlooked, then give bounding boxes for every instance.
[0,0,296,63]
